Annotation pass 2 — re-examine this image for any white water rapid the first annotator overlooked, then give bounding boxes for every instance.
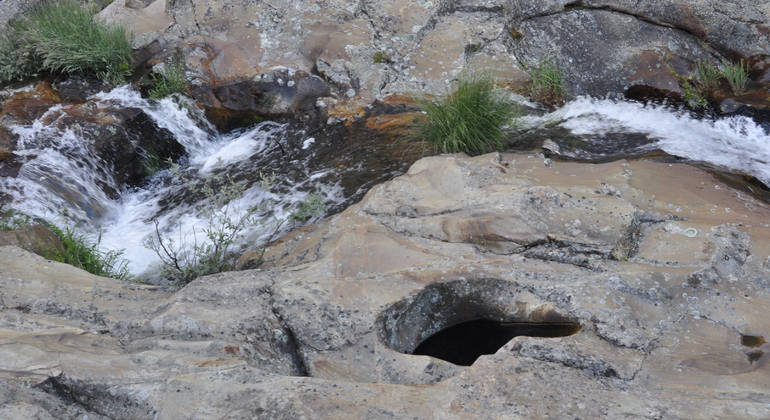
[531,97,770,182]
[1,89,768,282]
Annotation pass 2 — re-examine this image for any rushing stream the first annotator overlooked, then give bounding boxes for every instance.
[1,86,769,281]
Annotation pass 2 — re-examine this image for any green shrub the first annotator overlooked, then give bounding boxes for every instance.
[373,51,392,64]
[0,0,133,84]
[721,58,748,95]
[412,72,521,156]
[527,57,566,107]
[149,53,188,99]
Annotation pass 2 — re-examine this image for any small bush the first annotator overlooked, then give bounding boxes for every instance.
[373,51,392,64]
[145,167,326,285]
[412,72,521,156]
[721,58,748,95]
[149,53,188,99]
[527,57,566,107]
[0,23,39,83]
[0,0,133,84]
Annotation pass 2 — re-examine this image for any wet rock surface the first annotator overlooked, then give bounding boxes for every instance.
[2,153,770,418]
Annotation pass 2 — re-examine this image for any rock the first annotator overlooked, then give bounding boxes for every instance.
[508,9,711,98]
[97,0,768,111]
[0,224,63,257]
[212,69,332,119]
[51,103,183,190]
[509,0,770,59]
[52,77,111,103]
[3,153,770,418]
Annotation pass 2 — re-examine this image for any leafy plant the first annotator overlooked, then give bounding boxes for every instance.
[412,72,521,156]
[681,78,708,109]
[526,57,566,107]
[145,166,326,285]
[45,224,132,280]
[721,58,748,95]
[149,53,188,99]
[0,0,133,85]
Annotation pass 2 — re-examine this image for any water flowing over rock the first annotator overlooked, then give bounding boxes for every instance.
[2,153,770,418]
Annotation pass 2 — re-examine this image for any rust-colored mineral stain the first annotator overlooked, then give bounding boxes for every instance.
[741,334,766,348]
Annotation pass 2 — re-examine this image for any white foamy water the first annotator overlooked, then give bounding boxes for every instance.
[534,97,770,183]
[2,87,333,280]
[2,89,769,281]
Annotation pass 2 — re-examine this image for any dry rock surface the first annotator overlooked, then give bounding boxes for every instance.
[93,0,770,116]
[2,153,770,419]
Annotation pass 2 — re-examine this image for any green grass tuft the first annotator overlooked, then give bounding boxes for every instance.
[0,0,133,84]
[412,72,521,156]
[45,224,132,280]
[149,53,188,99]
[721,58,748,95]
[526,57,566,107]
[693,61,720,91]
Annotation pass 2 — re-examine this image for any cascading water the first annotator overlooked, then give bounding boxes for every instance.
[526,97,770,184]
[1,86,350,281]
[2,87,769,283]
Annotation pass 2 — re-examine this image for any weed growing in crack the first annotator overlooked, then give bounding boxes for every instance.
[149,52,188,100]
[721,58,749,95]
[526,57,566,108]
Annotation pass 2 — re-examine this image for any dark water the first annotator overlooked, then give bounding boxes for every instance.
[413,319,581,366]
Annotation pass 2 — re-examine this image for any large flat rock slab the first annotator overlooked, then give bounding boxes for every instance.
[2,154,770,418]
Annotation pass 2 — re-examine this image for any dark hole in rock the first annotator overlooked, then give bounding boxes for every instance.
[378,278,581,369]
[741,334,766,348]
[413,319,581,366]
[747,349,765,364]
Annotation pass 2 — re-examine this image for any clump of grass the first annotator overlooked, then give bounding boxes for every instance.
[45,224,132,280]
[149,53,188,99]
[0,0,133,85]
[0,23,40,83]
[527,57,566,107]
[412,72,521,156]
[373,51,392,64]
[0,208,131,279]
[721,58,748,95]
[694,61,720,91]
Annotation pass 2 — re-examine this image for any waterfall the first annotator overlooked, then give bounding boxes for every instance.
[2,88,769,281]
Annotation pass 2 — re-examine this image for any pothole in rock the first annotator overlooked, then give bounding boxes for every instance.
[378,278,581,366]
